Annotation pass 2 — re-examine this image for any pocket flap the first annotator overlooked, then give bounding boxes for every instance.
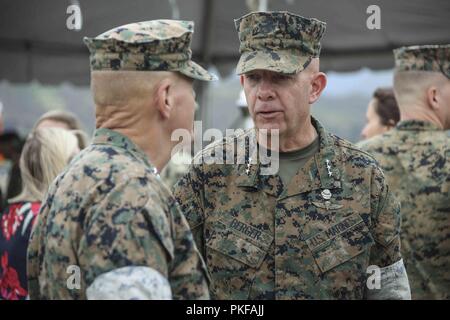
[207,218,273,268]
[306,214,374,274]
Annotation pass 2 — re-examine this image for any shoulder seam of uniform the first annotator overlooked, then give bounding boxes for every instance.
[192,128,253,162]
[330,134,379,163]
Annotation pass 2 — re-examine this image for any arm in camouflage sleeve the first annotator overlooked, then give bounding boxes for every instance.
[167,195,211,295]
[366,165,411,300]
[173,164,206,259]
[79,179,209,300]
[78,179,173,299]
[79,178,208,300]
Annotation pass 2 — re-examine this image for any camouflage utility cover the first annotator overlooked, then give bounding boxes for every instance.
[235,11,326,75]
[394,44,450,79]
[84,20,216,81]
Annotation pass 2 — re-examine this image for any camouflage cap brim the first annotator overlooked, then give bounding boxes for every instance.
[236,49,312,75]
[178,60,217,81]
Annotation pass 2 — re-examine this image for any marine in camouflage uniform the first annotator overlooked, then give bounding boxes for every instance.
[173,12,410,300]
[359,45,450,299]
[27,20,215,300]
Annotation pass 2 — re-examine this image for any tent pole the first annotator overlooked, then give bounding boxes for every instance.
[197,0,214,142]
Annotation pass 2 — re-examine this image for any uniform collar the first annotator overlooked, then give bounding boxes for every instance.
[396,120,442,132]
[236,116,342,199]
[92,128,156,171]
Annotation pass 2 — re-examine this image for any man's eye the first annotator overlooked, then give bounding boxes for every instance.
[246,74,260,81]
[274,74,291,82]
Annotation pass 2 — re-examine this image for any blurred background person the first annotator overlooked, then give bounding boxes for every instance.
[0,127,79,300]
[0,101,4,135]
[0,132,24,213]
[0,101,24,212]
[0,101,6,211]
[0,109,88,212]
[360,87,400,140]
[34,110,89,150]
[360,44,450,299]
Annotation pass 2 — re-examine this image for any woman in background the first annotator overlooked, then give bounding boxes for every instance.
[0,127,79,300]
[34,110,89,150]
[360,87,400,140]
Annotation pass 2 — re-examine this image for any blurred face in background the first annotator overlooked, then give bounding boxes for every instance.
[361,98,392,140]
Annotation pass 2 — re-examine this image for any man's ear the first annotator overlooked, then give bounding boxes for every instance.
[155,78,172,119]
[240,75,245,86]
[427,85,440,111]
[309,72,327,104]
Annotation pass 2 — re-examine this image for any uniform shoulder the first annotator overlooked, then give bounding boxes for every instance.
[49,144,165,205]
[329,133,380,167]
[72,144,155,181]
[356,132,395,154]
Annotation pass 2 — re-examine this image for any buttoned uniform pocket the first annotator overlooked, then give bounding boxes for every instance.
[207,217,273,268]
[305,213,375,274]
[205,217,273,299]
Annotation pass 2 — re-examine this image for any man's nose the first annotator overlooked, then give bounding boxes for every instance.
[257,79,275,101]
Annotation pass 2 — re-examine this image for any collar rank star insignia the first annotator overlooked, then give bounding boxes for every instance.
[245,157,252,175]
[325,159,333,177]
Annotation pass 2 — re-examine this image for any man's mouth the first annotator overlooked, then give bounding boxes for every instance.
[257,110,283,119]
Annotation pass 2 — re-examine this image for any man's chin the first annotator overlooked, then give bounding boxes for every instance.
[255,123,283,133]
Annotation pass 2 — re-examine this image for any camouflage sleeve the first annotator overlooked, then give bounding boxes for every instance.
[173,164,206,259]
[368,165,402,268]
[79,177,209,300]
[77,179,174,291]
[169,194,211,295]
[27,199,49,300]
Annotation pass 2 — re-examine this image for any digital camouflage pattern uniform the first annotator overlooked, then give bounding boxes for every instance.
[359,44,450,299]
[173,12,406,300]
[27,20,215,300]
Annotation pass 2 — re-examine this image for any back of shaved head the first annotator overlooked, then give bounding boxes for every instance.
[393,70,447,108]
[91,70,182,109]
